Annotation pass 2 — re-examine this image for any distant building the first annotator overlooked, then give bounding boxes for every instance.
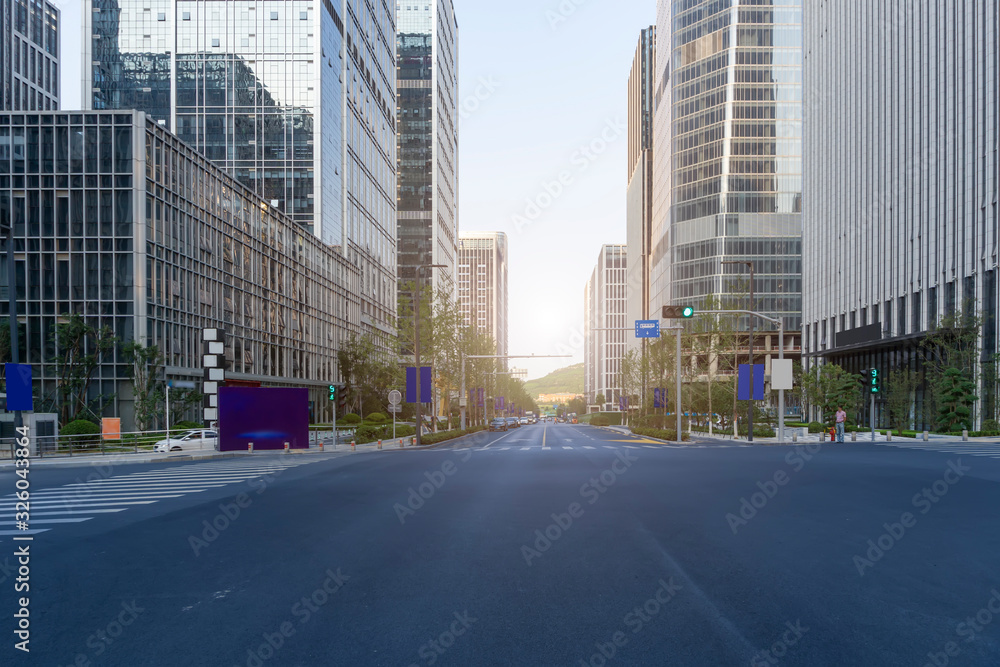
[1,0,59,110]
[584,245,628,411]
[396,0,459,301]
[537,393,583,405]
[458,232,508,360]
[802,0,999,428]
[626,26,654,353]
[0,111,364,429]
[83,0,398,335]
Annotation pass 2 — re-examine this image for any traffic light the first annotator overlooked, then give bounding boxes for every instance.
[328,384,336,401]
[868,368,880,394]
[662,305,695,319]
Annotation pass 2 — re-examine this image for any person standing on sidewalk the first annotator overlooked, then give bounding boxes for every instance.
[835,406,847,443]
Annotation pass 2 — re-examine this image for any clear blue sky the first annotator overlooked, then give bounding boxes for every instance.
[55,0,657,381]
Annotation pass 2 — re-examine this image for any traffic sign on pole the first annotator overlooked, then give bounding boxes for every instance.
[634,320,660,338]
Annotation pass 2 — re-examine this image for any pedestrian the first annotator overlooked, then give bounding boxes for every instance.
[835,406,847,443]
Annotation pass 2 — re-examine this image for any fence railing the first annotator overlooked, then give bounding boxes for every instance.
[0,428,215,460]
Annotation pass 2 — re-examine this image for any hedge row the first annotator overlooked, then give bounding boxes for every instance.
[630,426,689,442]
[352,424,416,443]
[418,426,486,446]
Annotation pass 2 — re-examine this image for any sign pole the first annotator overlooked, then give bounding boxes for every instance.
[676,326,682,443]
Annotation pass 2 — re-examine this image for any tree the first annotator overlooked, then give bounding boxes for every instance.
[337,332,403,417]
[921,310,981,428]
[801,363,860,423]
[53,314,117,424]
[886,368,920,433]
[123,341,164,432]
[936,367,977,431]
[594,392,606,406]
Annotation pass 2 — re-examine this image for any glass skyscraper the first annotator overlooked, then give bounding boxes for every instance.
[457,232,508,361]
[1,0,59,111]
[84,0,398,332]
[396,0,459,299]
[802,0,998,428]
[626,26,654,354]
[651,0,802,334]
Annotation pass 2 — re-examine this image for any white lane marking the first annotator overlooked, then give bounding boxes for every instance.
[482,429,521,449]
[1,508,126,517]
[563,446,573,450]
[583,446,595,450]
[0,517,93,525]
[520,447,532,451]
[0,529,49,536]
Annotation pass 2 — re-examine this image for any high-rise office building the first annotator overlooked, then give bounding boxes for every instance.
[651,0,802,333]
[457,232,508,360]
[0,110,364,431]
[584,245,627,412]
[84,0,398,332]
[1,0,59,111]
[626,26,654,353]
[802,1,999,427]
[396,0,459,300]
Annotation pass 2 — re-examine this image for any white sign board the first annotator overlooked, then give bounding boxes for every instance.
[771,359,794,390]
[388,389,402,406]
[388,405,401,413]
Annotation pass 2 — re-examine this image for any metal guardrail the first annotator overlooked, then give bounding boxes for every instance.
[0,428,215,460]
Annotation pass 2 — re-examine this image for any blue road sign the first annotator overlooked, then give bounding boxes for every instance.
[635,320,660,338]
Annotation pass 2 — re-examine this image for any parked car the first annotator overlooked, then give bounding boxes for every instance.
[154,429,218,453]
[506,417,519,429]
[489,418,507,432]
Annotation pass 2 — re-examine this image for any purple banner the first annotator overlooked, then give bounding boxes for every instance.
[218,387,309,451]
[737,364,766,400]
[477,388,484,407]
[406,366,432,403]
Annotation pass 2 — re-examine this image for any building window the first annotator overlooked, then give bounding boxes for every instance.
[157,12,165,21]
[212,39,220,47]
[182,12,190,20]
[270,11,279,20]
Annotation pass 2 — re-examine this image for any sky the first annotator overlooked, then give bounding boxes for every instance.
[53,0,656,381]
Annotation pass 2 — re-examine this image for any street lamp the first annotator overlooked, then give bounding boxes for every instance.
[413,263,446,446]
[2,202,23,435]
[722,260,755,442]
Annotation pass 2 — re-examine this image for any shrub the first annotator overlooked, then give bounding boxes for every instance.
[807,421,826,433]
[631,426,689,442]
[633,414,668,429]
[590,412,624,427]
[173,420,203,430]
[982,419,999,433]
[365,412,388,423]
[737,423,776,438]
[338,413,363,426]
[419,426,486,445]
[61,419,101,448]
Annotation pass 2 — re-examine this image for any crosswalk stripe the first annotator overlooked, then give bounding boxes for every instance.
[0,517,92,525]
[0,529,49,536]
[563,446,573,450]
[583,446,595,450]
[520,447,532,450]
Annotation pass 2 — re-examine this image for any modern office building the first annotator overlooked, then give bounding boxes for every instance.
[83,0,398,334]
[457,232,508,360]
[802,1,999,427]
[651,0,802,334]
[1,0,59,111]
[396,0,459,301]
[584,245,628,412]
[626,26,654,353]
[0,110,364,428]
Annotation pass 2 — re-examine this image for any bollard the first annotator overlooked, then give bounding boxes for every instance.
[248,442,254,453]
[319,441,324,452]
[351,440,355,451]
[851,431,857,442]
[887,430,892,442]
[962,429,968,441]
[399,438,403,448]
[284,441,289,452]
[923,431,929,441]
[411,437,416,447]
[378,439,382,450]
[792,432,797,443]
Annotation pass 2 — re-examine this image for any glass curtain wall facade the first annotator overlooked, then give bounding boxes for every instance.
[396,0,458,302]
[803,1,999,428]
[84,0,397,334]
[457,232,508,360]
[0,111,363,429]
[652,0,803,334]
[584,245,627,412]
[626,26,654,354]
[0,0,59,111]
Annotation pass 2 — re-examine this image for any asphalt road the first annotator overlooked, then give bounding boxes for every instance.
[2,422,999,666]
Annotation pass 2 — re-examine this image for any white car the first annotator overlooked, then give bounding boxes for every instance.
[154,429,218,453]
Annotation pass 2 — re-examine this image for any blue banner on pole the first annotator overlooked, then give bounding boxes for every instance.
[619,395,628,412]
[737,364,765,400]
[5,363,32,411]
[405,366,432,403]
[653,387,668,409]
[477,388,484,407]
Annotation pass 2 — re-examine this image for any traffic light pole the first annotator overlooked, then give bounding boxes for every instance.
[871,392,875,442]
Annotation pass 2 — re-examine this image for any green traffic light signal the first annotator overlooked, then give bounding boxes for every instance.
[329,384,336,401]
[682,306,694,318]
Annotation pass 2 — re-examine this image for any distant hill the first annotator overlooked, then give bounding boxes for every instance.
[523,363,584,398]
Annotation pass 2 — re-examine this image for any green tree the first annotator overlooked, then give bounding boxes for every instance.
[53,314,117,424]
[123,341,164,432]
[936,367,977,431]
[801,363,860,424]
[886,368,920,433]
[594,392,606,406]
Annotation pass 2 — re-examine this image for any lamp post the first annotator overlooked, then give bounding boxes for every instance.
[3,203,22,435]
[413,264,446,446]
[722,260,755,442]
